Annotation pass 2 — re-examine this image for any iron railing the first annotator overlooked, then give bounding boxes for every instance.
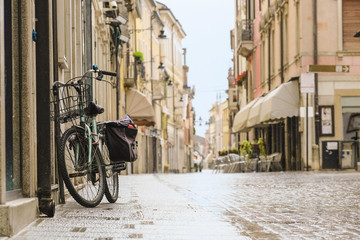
[237,19,254,45]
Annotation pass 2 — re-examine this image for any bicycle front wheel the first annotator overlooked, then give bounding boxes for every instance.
[58,127,105,207]
[102,142,119,203]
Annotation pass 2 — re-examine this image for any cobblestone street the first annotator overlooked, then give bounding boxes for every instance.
[11,171,360,240]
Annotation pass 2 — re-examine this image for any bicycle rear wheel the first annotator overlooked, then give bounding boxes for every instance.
[101,142,119,203]
[58,127,105,207]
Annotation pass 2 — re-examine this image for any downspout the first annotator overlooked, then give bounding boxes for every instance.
[35,0,55,217]
[268,30,271,90]
[84,0,92,98]
[172,23,176,171]
[280,9,284,83]
[116,44,120,119]
[268,0,271,90]
[17,0,23,194]
[313,0,319,145]
[150,11,154,105]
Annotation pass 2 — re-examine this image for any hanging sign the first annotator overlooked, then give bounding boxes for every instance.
[301,73,315,93]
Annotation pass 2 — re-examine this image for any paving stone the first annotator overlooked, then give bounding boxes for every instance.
[10,171,360,240]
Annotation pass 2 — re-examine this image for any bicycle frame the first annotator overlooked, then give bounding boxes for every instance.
[52,66,116,173]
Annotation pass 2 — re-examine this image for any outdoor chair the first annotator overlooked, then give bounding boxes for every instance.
[227,154,241,173]
[270,153,283,171]
[213,157,222,174]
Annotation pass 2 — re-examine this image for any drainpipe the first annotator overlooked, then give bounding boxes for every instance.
[268,0,271,90]
[116,42,121,119]
[172,23,176,171]
[280,9,284,83]
[16,0,22,195]
[268,30,271,90]
[313,0,319,145]
[84,0,92,97]
[35,0,55,217]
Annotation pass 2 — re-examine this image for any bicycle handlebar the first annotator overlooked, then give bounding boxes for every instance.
[52,65,117,89]
[92,65,116,77]
[100,70,117,77]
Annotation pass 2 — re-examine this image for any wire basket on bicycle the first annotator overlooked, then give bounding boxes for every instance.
[51,81,91,124]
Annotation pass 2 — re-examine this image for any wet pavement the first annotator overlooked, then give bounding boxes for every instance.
[11,170,360,240]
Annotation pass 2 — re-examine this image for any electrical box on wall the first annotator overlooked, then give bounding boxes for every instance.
[341,150,352,169]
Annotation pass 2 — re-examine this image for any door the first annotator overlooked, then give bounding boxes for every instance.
[322,141,339,169]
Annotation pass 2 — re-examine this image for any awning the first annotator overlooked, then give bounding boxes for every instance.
[126,88,155,126]
[247,96,265,128]
[259,80,299,123]
[232,81,299,132]
[232,98,261,132]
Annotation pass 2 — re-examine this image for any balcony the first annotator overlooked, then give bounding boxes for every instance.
[237,19,254,58]
[228,88,238,112]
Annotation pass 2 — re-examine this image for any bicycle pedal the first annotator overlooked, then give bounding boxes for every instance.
[112,162,126,172]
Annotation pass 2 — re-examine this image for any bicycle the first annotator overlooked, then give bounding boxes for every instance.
[51,65,137,207]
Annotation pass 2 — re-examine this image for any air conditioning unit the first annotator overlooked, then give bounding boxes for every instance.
[103,1,118,18]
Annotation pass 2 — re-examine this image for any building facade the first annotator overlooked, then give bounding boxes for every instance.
[231,0,360,171]
[0,0,192,236]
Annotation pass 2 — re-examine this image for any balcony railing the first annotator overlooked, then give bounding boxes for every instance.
[237,19,254,57]
[237,19,254,43]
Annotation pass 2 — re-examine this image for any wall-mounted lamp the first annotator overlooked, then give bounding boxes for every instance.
[158,30,167,39]
[354,30,360,38]
[158,62,165,69]
[195,116,203,126]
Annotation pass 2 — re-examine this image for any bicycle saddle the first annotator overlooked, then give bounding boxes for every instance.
[85,101,104,117]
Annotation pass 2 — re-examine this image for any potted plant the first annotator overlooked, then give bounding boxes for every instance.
[229,148,239,154]
[163,163,170,173]
[133,51,144,63]
[235,71,247,86]
[182,165,187,173]
[218,150,228,156]
[257,138,266,157]
[239,140,253,159]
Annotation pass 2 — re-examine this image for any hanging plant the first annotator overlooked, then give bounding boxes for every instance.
[133,51,144,62]
[235,71,247,86]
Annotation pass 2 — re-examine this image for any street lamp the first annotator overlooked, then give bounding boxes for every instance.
[158,30,167,39]
[354,30,360,38]
[158,62,165,69]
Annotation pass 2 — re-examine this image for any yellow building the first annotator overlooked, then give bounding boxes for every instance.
[0,0,192,237]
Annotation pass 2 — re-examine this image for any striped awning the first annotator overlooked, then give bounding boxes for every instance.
[126,88,155,126]
[232,81,299,132]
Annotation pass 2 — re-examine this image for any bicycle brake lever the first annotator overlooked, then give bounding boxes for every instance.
[96,71,104,80]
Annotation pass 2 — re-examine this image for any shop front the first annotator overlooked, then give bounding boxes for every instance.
[232,80,301,170]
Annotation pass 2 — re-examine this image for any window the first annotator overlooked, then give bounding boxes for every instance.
[260,38,265,84]
[5,0,22,195]
[342,0,360,51]
[341,96,360,140]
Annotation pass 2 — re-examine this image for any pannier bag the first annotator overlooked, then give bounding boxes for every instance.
[104,114,138,163]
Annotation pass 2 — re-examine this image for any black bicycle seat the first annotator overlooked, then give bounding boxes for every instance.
[85,101,104,117]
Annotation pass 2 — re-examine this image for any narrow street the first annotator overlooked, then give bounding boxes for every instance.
[12,171,360,240]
